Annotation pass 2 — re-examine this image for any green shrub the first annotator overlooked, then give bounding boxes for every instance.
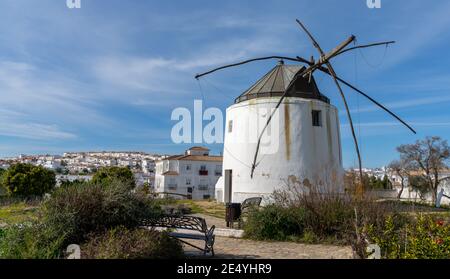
[41,180,162,246]
[408,176,431,200]
[300,195,355,241]
[299,229,319,244]
[0,179,169,259]
[0,227,5,240]
[0,222,66,259]
[366,215,450,259]
[2,163,56,198]
[92,167,135,190]
[243,205,305,241]
[244,190,404,245]
[82,227,184,259]
[0,169,5,196]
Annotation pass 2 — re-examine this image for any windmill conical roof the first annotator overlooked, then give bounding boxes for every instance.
[234,60,330,104]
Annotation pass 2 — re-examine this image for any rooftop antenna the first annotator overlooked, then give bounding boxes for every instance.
[195,20,416,197]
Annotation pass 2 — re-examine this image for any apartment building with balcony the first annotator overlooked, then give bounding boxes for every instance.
[154,147,223,200]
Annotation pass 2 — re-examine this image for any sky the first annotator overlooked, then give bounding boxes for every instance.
[0,0,450,168]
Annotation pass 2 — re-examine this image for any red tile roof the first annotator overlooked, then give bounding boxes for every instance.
[189,146,210,151]
[162,171,179,176]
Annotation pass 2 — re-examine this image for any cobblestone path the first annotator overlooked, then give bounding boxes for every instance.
[186,214,353,259]
[184,237,353,259]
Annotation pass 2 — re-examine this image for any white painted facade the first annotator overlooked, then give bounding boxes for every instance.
[56,174,92,186]
[142,160,156,174]
[393,171,450,206]
[214,62,344,204]
[38,159,62,170]
[134,172,155,188]
[215,97,343,203]
[155,147,222,200]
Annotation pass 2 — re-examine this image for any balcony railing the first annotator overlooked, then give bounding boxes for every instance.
[168,184,178,190]
[199,170,208,176]
[198,185,209,191]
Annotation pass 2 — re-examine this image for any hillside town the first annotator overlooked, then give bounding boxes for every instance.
[0,147,224,198]
[0,151,165,188]
[1,147,448,205]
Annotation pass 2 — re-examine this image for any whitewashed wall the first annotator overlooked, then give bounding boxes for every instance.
[216,97,344,203]
[396,181,450,206]
[155,160,222,200]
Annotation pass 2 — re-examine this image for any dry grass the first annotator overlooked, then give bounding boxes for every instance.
[173,200,226,219]
[379,200,450,222]
[0,202,39,226]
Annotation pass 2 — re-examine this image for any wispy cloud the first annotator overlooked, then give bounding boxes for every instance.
[0,60,112,140]
[0,109,76,140]
[346,95,450,115]
[1,0,450,164]
[374,2,450,69]
[340,120,450,140]
[0,122,76,140]
[92,30,300,106]
[341,122,450,129]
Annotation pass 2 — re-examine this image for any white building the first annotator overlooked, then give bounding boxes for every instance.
[155,147,223,200]
[391,170,450,206]
[42,160,62,170]
[215,61,344,203]
[56,174,92,186]
[134,172,155,188]
[142,160,156,174]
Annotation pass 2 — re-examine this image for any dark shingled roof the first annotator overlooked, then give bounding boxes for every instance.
[235,60,330,104]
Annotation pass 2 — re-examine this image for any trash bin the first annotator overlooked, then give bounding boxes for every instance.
[225,203,241,228]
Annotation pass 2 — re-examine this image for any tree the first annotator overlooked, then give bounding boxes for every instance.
[344,170,363,193]
[408,175,430,200]
[139,182,151,196]
[0,168,6,196]
[0,168,5,183]
[92,166,135,190]
[388,159,411,199]
[396,136,450,204]
[60,179,87,188]
[381,175,393,190]
[2,163,56,198]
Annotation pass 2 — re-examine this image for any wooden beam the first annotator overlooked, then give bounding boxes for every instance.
[296,19,365,197]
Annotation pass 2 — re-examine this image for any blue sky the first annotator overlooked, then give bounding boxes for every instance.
[1,0,450,168]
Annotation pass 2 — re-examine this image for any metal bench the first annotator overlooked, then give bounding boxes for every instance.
[241,197,263,213]
[142,215,215,256]
[238,197,262,228]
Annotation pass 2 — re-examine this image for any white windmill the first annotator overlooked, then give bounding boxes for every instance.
[195,20,416,203]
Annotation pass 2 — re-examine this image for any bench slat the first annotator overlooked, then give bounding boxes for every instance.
[169,232,207,240]
[142,215,215,256]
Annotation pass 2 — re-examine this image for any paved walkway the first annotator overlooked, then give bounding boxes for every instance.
[186,213,353,259]
[191,213,229,229]
[184,237,353,259]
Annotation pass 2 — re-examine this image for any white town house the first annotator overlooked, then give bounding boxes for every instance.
[215,61,344,203]
[154,147,223,200]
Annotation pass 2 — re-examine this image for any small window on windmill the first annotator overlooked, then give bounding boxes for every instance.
[228,120,233,133]
[312,110,322,127]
